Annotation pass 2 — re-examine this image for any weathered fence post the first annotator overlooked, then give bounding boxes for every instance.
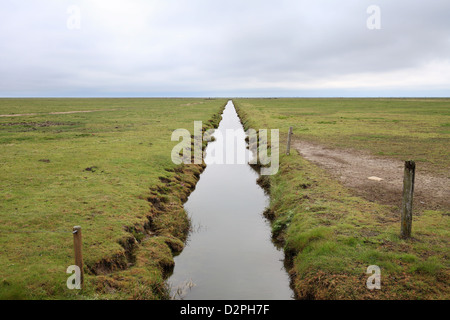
[286,126,293,155]
[401,161,415,239]
[73,226,84,286]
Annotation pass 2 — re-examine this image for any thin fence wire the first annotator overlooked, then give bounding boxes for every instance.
[0,229,73,234]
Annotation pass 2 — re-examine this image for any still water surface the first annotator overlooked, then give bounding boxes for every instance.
[168,100,293,300]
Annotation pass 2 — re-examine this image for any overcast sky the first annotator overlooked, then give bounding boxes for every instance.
[1,0,449,97]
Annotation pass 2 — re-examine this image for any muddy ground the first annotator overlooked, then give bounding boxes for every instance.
[294,140,449,214]
[0,109,116,117]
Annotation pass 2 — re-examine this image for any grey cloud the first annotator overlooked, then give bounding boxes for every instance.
[0,0,449,97]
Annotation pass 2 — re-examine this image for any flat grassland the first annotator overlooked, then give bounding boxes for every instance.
[236,98,450,175]
[1,97,448,300]
[234,98,449,299]
[0,98,226,299]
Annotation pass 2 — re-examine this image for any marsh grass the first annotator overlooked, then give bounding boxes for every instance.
[0,98,226,299]
[234,98,450,175]
[235,98,449,300]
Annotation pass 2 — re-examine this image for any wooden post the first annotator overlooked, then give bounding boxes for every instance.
[401,161,415,239]
[73,226,84,286]
[286,126,293,155]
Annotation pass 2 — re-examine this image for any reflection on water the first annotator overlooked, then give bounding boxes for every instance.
[168,100,293,300]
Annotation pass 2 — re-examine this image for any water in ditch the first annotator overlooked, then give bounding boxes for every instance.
[168,100,293,300]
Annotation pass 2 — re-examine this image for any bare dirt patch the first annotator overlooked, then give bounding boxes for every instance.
[294,140,449,213]
[180,102,205,107]
[0,121,77,127]
[0,109,116,117]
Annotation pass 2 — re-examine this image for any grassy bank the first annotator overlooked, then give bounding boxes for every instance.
[0,98,226,299]
[235,98,449,299]
[235,98,450,175]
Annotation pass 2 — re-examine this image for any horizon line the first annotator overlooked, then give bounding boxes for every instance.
[1,96,449,99]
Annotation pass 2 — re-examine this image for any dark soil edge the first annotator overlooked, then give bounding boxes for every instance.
[86,102,226,299]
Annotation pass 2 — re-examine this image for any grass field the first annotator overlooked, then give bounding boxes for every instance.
[234,98,449,299]
[0,98,226,299]
[235,98,450,175]
[1,97,448,300]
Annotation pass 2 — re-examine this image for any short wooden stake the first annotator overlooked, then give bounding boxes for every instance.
[401,161,415,239]
[73,226,84,286]
[286,126,293,155]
